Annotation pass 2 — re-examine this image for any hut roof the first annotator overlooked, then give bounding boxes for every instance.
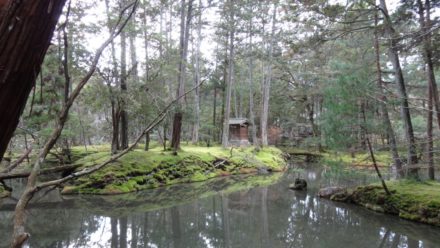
[228,118,250,125]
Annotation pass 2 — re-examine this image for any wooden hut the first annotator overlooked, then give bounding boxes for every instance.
[229,118,250,146]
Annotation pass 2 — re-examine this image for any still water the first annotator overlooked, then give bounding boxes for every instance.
[0,165,439,248]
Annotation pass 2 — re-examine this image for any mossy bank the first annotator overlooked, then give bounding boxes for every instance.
[65,173,283,217]
[328,180,440,227]
[62,145,286,194]
[0,184,11,199]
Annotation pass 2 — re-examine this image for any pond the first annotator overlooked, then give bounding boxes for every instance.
[0,165,439,248]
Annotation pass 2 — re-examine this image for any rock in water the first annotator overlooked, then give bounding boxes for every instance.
[289,178,307,190]
[318,186,345,198]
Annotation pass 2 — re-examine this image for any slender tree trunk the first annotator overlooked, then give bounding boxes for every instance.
[144,131,150,151]
[374,11,404,177]
[120,22,129,149]
[379,0,418,177]
[427,74,435,180]
[192,0,202,144]
[222,0,235,147]
[247,6,258,147]
[418,0,440,130]
[260,3,277,147]
[171,0,194,151]
[61,3,72,163]
[213,86,218,141]
[0,0,67,162]
[105,0,121,154]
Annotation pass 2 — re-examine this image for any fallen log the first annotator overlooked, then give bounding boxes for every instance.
[0,164,80,180]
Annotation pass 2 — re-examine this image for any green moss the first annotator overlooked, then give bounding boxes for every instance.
[0,185,11,199]
[334,180,440,227]
[62,144,287,194]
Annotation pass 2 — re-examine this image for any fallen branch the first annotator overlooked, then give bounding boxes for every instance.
[0,148,32,174]
[0,164,79,180]
[11,58,205,247]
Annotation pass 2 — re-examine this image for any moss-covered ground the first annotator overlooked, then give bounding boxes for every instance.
[61,144,286,194]
[330,180,440,227]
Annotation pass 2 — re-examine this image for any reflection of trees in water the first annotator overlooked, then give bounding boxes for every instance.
[1,170,439,247]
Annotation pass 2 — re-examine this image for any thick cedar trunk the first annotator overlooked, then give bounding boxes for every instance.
[221,0,234,147]
[374,11,403,177]
[379,0,418,177]
[171,113,183,152]
[0,0,67,162]
[260,3,277,146]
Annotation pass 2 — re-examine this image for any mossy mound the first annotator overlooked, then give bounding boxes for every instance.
[330,180,440,226]
[61,145,286,194]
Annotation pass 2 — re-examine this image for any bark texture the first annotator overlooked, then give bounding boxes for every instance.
[0,0,67,162]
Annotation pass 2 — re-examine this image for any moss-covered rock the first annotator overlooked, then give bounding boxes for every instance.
[61,145,287,194]
[330,180,440,227]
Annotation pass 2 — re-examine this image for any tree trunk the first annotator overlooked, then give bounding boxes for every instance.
[247,6,258,147]
[192,0,202,144]
[379,0,418,177]
[144,131,150,151]
[171,0,193,151]
[427,73,435,180]
[171,113,183,152]
[120,23,129,149]
[105,0,120,154]
[260,3,277,147]
[221,0,235,147]
[0,0,67,162]
[418,0,440,130]
[374,11,404,177]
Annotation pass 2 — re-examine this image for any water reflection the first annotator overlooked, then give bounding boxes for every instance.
[0,167,439,248]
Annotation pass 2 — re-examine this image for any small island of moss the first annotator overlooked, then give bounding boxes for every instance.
[328,180,440,227]
[62,144,287,195]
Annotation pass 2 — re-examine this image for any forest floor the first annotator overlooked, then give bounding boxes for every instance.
[328,180,440,227]
[61,144,287,194]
